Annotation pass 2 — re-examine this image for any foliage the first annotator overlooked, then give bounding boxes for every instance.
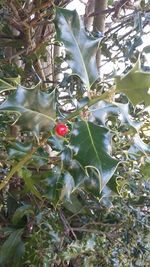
[0,0,150,266]
[116,58,150,106]
[54,7,102,89]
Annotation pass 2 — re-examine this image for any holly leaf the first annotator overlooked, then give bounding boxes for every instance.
[141,163,150,180]
[7,140,49,167]
[70,121,119,192]
[54,7,102,89]
[0,78,16,92]
[115,58,150,106]
[60,171,75,201]
[12,205,34,226]
[44,168,75,205]
[0,85,56,135]
[129,134,150,156]
[0,229,24,266]
[90,100,142,130]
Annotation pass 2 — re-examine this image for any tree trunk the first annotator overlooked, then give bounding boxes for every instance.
[93,0,108,72]
[84,0,95,31]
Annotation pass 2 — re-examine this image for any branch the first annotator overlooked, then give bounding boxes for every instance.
[0,87,115,191]
[63,88,115,122]
[71,227,115,242]
[88,0,133,19]
[0,146,37,191]
[80,221,123,228]
[112,0,132,20]
[87,7,114,18]
[59,210,77,239]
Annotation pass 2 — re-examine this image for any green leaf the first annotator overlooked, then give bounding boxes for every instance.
[54,7,102,89]
[129,134,150,155]
[63,194,85,214]
[0,229,24,266]
[90,100,141,130]
[44,166,62,204]
[19,168,42,200]
[8,140,49,167]
[143,45,150,54]
[70,121,119,192]
[141,163,150,180]
[4,76,21,86]
[12,205,34,226]
[60,171,75,201]
[0,78,16,92]
[8,141,33,157]
[0,84,56,135]
[66,159,88,187]
[115,59,150,106]
[45,168,75,205]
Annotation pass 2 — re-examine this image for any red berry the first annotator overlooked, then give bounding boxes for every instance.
[55,123,69,136]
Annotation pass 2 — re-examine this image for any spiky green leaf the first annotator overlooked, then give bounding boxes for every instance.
[54,7,102,89]
[0,85,56,135]
[70,121,119,192]
[115,59,150,106]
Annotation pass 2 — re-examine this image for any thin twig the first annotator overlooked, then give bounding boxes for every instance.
[60,210,77,240]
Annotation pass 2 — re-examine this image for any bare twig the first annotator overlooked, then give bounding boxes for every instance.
[59,210,77,240]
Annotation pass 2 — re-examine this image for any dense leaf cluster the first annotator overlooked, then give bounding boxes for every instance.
[0,1,150,266]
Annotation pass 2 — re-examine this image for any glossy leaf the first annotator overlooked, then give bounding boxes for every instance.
[8,140,49,167]
[66,159,88,187]
[54,7,102,89]
[18,168,42,200]
[8,141,33,157]
[129,134,150,156]
[70,121,119,192]
[63,194,85,214]
[45,168,74,204]
[12,205,34,226]
[90,100,142,130]
[60,171,75,201]
[0,229,24,266]
[115,58,150,106]
[0,85,56,135]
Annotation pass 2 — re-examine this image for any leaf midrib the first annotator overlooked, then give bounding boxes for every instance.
[85,122,101,164]
[61,11,90,88]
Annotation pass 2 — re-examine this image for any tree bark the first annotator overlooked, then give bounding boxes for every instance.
[93,0,108,72]
[84,0,95,31]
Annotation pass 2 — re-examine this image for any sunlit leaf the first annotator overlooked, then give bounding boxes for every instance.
[70,121,119,192]
[0,84,56,135]
[45,167,74,204]
[90,100,142,130]
[0,78,16,92]
[55,7,102,89]
[129,134,150,155]
[60,171,75,201]
[115,58,150,106]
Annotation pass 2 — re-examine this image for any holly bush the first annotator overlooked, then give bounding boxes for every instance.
[0,1,150,267]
